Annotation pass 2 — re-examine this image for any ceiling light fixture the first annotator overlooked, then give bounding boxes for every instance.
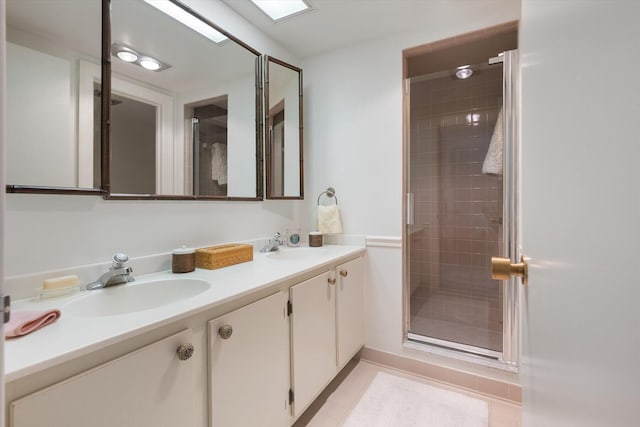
[250,0,311,21]
[139,58,161,71]
[455,65,473,79]
[115,49,138,63]
[143,0,228,43]
[112,43,171,72]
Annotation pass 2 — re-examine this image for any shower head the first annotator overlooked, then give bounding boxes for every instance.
[455,65,473,79]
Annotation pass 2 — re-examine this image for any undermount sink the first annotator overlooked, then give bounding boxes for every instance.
[65,279,210,317]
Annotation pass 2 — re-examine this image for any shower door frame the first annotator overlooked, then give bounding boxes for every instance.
[402,50,520,370]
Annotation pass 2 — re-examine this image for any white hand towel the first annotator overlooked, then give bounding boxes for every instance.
[210,142,228,185]
[317,205,343,234]
[482,108,503,175]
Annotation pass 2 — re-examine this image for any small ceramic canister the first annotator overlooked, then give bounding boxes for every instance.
[172,246,196,273]
[309,231,323,247]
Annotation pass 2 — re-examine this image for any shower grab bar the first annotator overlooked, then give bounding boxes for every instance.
[317,187,338,206]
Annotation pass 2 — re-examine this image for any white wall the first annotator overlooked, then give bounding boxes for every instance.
[6,43,75,187]
[6,23,102,189]
[283,74,300,197]
[268,63,300,196]
[302,1,520,380]
[4,0,301,279]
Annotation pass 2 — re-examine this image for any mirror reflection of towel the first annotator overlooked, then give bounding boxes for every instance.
[211,142,227,185]
[318,205,343,234]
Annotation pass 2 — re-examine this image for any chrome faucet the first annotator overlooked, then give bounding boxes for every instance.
[260,232,284,253]
[86,253,135,290]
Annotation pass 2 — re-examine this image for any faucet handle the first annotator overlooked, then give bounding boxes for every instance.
[112,253,129,268]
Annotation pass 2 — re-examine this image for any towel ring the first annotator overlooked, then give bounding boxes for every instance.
[317,187,338,206]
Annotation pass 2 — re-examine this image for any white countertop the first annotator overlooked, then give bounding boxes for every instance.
[5,244,366,382]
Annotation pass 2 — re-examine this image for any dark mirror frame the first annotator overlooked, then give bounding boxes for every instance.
[5,0,110,196]
[104,0,263,201]
[264,55,303,200]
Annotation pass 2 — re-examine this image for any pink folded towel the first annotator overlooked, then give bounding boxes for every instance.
[5,309,61,339]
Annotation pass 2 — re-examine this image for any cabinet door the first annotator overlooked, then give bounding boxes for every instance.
[11,329,194,427]
[336,257,365,368]
[290,270,336,417]
[209,292,290,427]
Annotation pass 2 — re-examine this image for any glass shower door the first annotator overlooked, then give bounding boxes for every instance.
[405,51,519,366]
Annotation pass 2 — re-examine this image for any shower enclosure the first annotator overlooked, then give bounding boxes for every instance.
[404,51,519,368]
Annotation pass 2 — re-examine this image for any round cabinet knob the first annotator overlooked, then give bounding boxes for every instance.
[340,270,348,277]
[176,343,194,361]
[218,324,233,339]
[328,278,336,285]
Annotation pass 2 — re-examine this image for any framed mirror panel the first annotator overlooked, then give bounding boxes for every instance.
[264,56,303,200]
[5,0,106,195]
[106,0,262,200]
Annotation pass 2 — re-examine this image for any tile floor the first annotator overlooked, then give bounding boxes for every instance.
[410,287,503,352]
[293,359,521,427]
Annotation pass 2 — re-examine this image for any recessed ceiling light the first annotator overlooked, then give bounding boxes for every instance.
[116,50,138,63]
[143,0,228,43]
[250,0,311,21]
[140,58,161,71]
[112,43,172,72]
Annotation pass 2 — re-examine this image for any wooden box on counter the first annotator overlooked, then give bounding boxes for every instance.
[195,244,254,270]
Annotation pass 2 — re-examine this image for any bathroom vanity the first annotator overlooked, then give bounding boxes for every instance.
[4,245,365,427]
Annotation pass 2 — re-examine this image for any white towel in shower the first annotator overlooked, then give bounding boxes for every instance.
[210,142,228,185]
[482,108,503,175]
[317,205,343,234]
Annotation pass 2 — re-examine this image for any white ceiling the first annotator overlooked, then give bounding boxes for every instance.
[221,0,517,59]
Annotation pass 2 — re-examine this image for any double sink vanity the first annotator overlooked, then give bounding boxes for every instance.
[5,244,366,426]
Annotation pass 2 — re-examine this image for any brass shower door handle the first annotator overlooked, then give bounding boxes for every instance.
[491,256,528,285]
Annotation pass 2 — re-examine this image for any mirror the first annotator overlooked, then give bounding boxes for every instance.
[107,0,262,200]
[5,0,105,194]
[265,56,303,199]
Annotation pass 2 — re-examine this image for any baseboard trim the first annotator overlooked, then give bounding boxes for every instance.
[360,347,522,404]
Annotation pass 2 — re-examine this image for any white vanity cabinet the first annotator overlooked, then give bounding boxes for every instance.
[290,270,337,418]
[289,256,365,418]
[10,329,195,427]
[336,257,365,368]
[208,291,290,427]
[5,248,367,427]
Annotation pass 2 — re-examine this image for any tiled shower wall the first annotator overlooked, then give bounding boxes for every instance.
[408,64,504,351]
